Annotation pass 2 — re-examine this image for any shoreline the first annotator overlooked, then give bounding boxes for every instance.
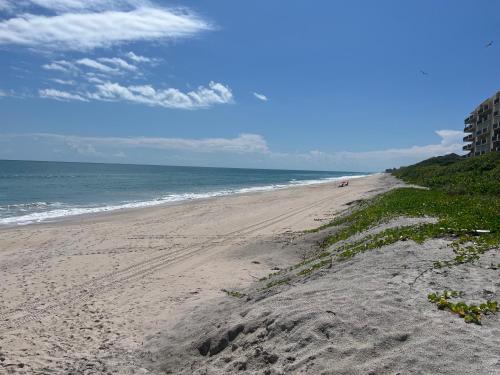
[0,173,398,374]
[0,173,374,229]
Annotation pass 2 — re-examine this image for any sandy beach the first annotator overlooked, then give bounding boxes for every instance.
[0,173,398,374]
[3,1,499,373]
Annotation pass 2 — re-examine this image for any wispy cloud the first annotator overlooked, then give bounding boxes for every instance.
[23,0,147,13]
[87,81,234,109]
[125,51,155,63]
[39,88,88,101]
[3,133,268,154]
[98,57,137,71]
[0,6,212,50]
[42,52,154,78]
[51,78,75,85]
[42,60,79,74]
[253,92,268,101]
[274,130,465,170]
[36,80,233,109]
[0,130,465,171]
[76,58,119,74]
[2,2,222,109]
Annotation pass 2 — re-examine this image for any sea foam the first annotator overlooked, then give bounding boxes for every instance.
[0,174,367,226]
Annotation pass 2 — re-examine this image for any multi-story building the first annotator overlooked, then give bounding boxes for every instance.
[463,91,500,157]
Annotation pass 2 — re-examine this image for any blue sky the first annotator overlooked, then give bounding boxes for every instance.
[0,0,498,171]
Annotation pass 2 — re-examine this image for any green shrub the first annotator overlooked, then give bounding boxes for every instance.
[428,291,498,325]
[392,152,500,195]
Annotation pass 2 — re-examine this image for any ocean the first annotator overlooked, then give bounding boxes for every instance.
[0,160,368,226]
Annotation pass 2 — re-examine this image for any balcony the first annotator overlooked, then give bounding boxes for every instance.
[478,108,492,117]
[464,116,474,124]
[463,143,473,151]
[477,131,488,138]
[463,134,474,142]
[464,124,474,132]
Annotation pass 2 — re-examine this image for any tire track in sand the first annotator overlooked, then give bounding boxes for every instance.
[0,191,348,330]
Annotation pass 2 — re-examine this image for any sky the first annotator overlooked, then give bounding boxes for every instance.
[0,0,499,172]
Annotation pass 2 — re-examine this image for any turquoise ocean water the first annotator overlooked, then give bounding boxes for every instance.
[0,160,368,226]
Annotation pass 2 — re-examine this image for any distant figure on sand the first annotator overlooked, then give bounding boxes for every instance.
[338,180,349,188]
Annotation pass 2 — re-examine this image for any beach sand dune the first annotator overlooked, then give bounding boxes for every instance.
[0,174,398,374]
[144,220,500,375]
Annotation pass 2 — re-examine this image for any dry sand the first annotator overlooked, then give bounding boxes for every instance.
[149,224,500,375]
[0,173,400,374]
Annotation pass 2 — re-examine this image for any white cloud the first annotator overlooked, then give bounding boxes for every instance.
[0,0,12,11]
[0,130,465,171]
[1,1,153,14]
[434,130,463,145]
[253,92,268,101]
[76,58,119,74]
[0,89,6,96]
[0,6,212,50]
[272,130,465,170]
[51,78,75,85]
[98,57,137,71]
[65,140,102,156]
[85,74,106,84]
[43,55,142,78]
[42,60,79,74]
[37,80,233,109]
[87,81,234,109]
[125,51,154,63]
[39,88,88,101]
[26,0,147,13]
[5,133,269,154]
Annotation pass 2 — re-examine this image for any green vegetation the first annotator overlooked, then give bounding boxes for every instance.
[222,289,246,298]
[428,291,498,325]
[259,271,281,281]
[433,239,496,269]
[319,188,499,263]
[297,259,331,276]
[261,154,499,307]
[392,152,500,195]
[264,277,290,289]
[318,153,499,265]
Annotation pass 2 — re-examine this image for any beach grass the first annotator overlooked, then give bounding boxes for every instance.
[318,153,499,262]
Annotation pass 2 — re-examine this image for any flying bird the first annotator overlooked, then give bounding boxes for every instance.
[420,70,429,76]
[485,41,493,47]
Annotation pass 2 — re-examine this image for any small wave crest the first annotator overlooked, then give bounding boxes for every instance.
[2,201,62,210]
